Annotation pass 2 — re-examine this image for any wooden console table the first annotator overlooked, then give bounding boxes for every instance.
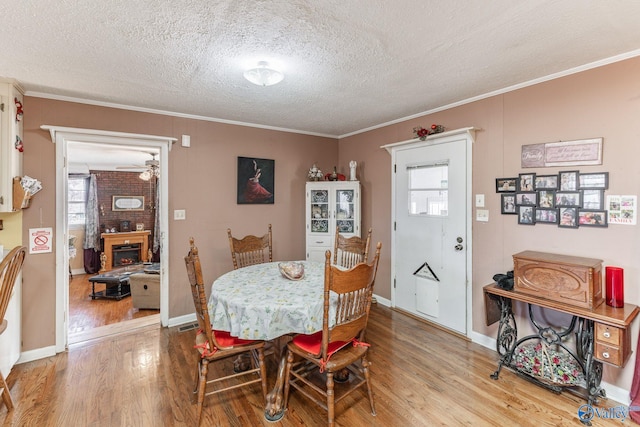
[484,283,639,410]
[101,231,150,271]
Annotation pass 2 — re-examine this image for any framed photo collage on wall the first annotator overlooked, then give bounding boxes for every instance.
[496,171,609,228]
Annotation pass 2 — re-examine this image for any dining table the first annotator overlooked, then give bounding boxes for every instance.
[208,260,336,421]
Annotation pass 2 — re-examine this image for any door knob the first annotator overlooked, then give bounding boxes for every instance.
[455,244,463,251]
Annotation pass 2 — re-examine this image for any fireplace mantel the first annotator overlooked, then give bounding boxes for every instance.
[101,230,150,271]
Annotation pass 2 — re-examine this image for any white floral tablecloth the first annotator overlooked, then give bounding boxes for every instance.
[209,261,334,340]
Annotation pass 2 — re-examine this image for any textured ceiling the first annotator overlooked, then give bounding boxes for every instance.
[1,1,640,138]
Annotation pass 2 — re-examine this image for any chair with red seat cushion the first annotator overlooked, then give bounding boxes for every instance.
[283,242,382,426]
[185,238,267,425]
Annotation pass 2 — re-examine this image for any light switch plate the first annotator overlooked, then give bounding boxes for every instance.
[476,209,489,222]
[174,209,186,220]
[181,134,191,147]
[475,194,485,207]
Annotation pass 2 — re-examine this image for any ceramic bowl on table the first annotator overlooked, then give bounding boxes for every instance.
[278,262,305,281]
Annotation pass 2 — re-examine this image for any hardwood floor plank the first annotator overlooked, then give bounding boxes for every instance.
[0,304,631,426]
[68,273,160,345]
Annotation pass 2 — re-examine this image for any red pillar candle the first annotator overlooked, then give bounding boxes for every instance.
[605,266,624,308]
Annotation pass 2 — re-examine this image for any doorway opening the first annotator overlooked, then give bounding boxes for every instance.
[66,142,162,344]
[46,125,174,352]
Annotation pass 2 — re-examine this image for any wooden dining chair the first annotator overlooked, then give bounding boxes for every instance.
[184,238,268,425]
[0,246,26,413]
[283,242,382,427]
[227,224,273,270]
[333,226,372,269]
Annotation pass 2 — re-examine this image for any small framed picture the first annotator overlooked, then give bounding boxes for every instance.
[555,191,581,207]
[578,210,608,227]
[579,172,609,190]
[559,207,579,228]
[582,189,604,210]
[535,208,559,224]
[517,205,535,225]
[559,170,579,191]
[518,173,536,192]
[516,192,537,206]
[501,194,517,214]
[534,175,559,190]
[537,190,556,208]
[496,178,517,193]
[136,223,145,231]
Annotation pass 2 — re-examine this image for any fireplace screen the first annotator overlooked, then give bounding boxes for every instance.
[112,244,141,266]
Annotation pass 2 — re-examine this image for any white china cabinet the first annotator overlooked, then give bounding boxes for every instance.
[305,181,361,262]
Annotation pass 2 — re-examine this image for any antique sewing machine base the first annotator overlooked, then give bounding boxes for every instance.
[489,295,605,425]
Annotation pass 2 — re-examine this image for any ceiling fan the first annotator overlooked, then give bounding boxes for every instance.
[116,153,159,180]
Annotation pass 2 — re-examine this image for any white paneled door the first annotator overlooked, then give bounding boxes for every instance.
[392,132,470,335]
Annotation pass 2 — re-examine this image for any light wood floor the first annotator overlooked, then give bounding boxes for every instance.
[68,273,159,344]
[0,304,628,426]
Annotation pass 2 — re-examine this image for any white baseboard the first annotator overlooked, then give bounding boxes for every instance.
[600,381,630,406]
[18,345,57,365]
[372,293,391,307]
[469,330,496,350]
[168,312,197,328]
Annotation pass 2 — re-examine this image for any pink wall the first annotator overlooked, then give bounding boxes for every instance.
[18,55,640,391]
[21,99,337,350]
[340,56,640,390]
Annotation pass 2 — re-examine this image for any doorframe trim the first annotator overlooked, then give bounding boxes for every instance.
[382,127,477,336]
[43,125,176,353]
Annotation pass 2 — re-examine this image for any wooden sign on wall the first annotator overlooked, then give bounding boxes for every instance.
[521,138,603,168]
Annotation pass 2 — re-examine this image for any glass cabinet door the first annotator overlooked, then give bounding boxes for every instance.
[335,189,355,233]
[310,189,329,233]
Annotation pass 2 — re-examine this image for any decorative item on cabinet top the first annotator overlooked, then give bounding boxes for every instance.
[307,164,323,181]
[325,166,345,181]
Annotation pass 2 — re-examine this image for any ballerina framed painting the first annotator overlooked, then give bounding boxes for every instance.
[237,157,275,204]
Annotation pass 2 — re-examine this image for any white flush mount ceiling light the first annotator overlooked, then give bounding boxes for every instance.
[243,61,284,86]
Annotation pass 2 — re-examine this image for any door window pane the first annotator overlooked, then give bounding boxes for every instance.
[408,164,448,216]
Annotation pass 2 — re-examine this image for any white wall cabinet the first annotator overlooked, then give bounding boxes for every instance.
[305,181,361,262]
[0,79,24,212]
